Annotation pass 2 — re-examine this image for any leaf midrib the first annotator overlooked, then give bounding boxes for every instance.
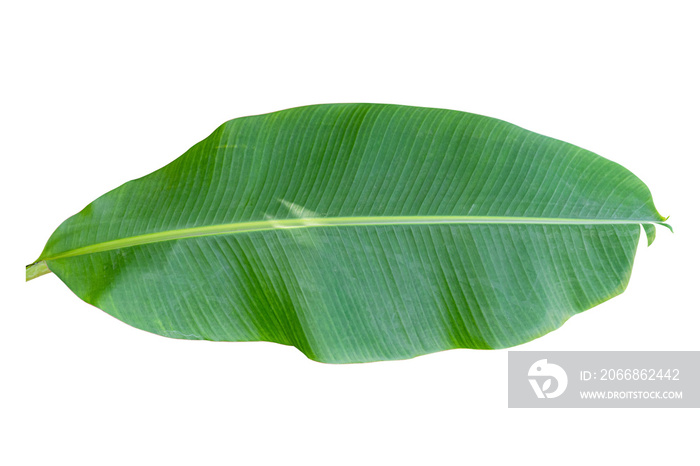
[39,215,665,262]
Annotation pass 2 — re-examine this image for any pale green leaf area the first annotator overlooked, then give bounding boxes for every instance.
[26,104,669,363]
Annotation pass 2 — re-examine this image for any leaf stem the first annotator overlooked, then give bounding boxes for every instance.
[26,261,51,282]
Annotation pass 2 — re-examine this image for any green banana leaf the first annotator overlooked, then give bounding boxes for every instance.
[26,103,669,363]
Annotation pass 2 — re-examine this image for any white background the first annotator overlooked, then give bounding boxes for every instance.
[2,1,698,464]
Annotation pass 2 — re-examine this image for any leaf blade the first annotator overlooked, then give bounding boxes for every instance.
[31,103,668,362]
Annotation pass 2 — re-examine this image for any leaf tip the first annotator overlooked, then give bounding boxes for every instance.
[660,215,673,233]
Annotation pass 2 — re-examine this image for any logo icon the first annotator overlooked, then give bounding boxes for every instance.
[528,359,568,399]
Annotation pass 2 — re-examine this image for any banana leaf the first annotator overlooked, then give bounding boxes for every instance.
[26,103,669,363]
